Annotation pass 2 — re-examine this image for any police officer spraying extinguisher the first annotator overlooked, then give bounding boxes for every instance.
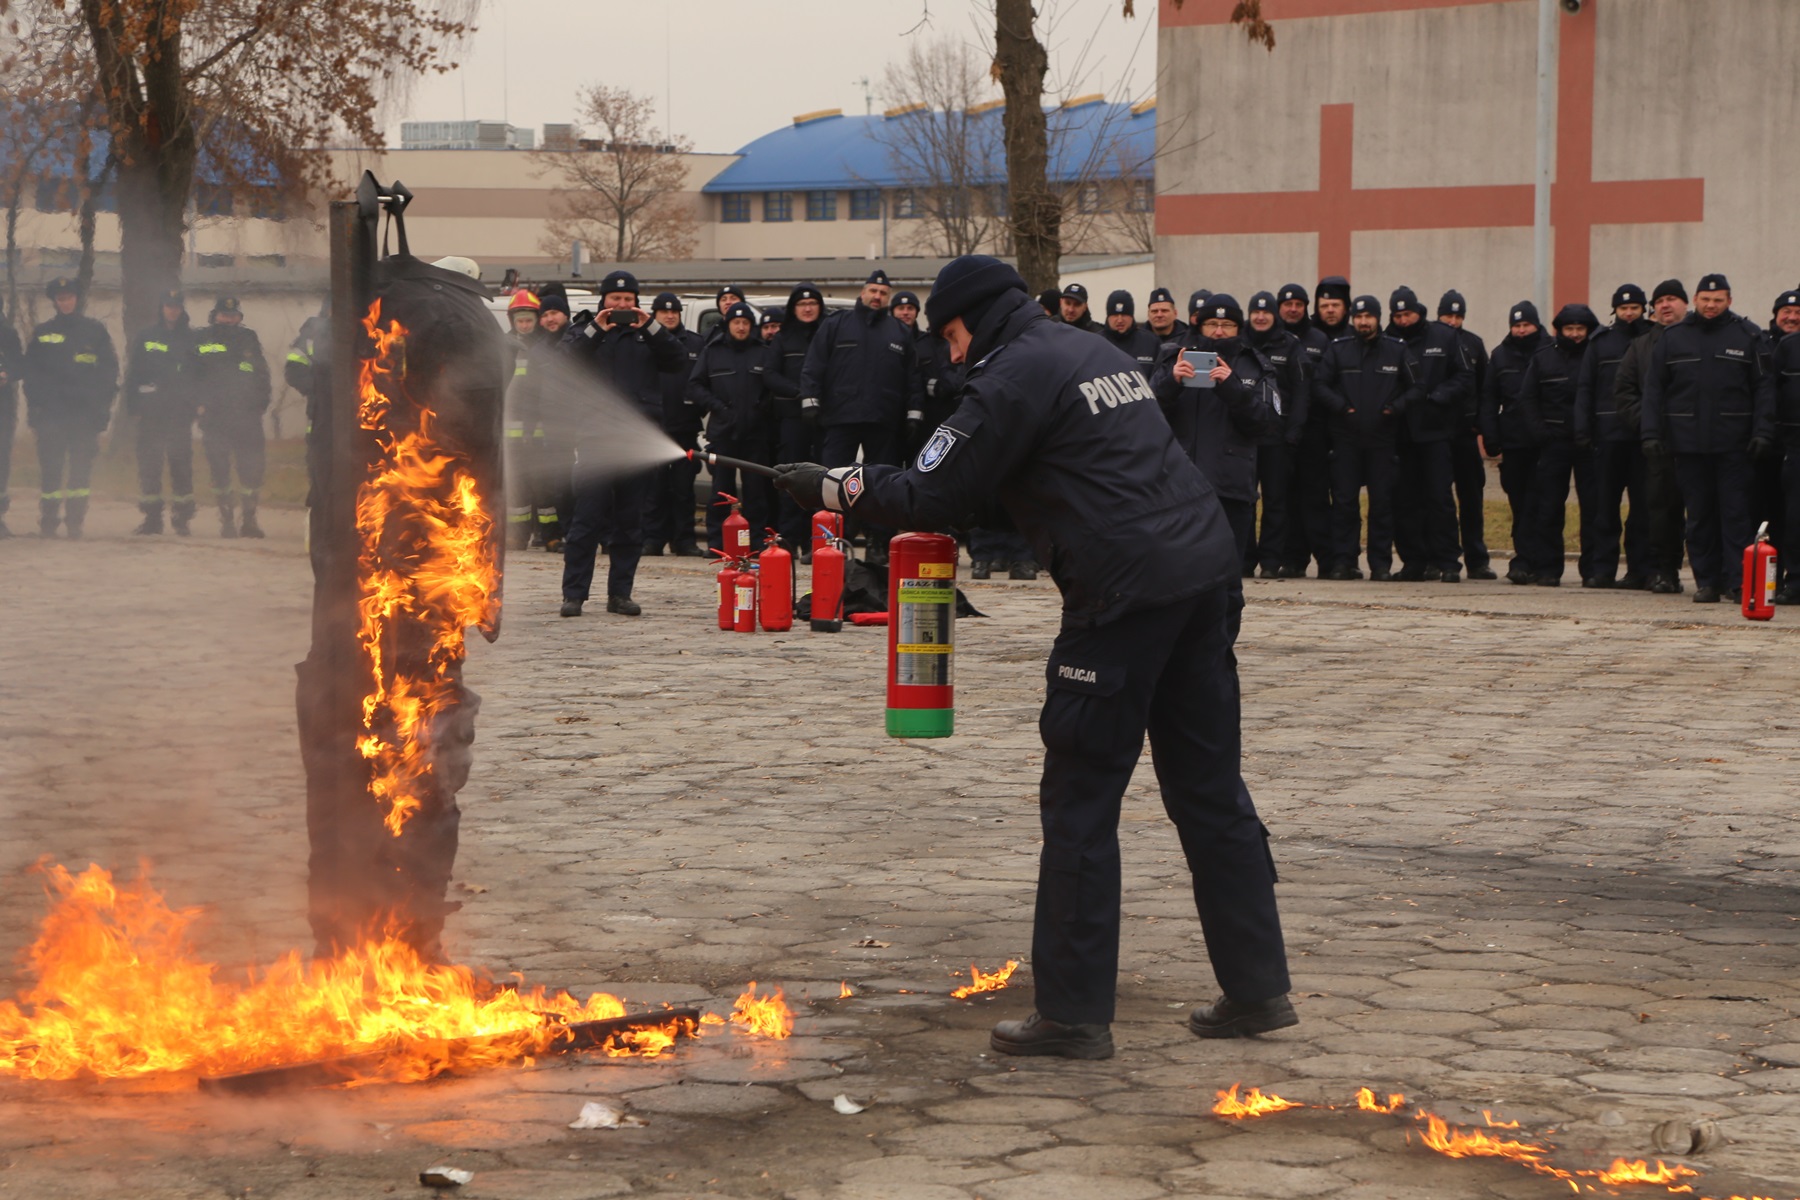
[773,256,1295,1060]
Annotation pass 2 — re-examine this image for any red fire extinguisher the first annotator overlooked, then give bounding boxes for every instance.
[811,534,846,633]
[733,562,759,633]
[886,531,957,738]
[812,510,844,557]
[759,533,793,632]
[718,493,752,559]
[1743,521,1777,621]
[715,553,737,631]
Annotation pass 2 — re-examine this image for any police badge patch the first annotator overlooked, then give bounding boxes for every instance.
[916,426,958,472]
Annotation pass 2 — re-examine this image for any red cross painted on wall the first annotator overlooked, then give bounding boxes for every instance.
[1155,0,1704,305]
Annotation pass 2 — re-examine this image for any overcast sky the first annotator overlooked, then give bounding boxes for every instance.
[391,0,1158,155]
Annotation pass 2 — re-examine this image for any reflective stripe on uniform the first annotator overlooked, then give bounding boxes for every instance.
[67,488,90,498]
[513,363,529,377]
[507,509,532,524]
[73,353,97,364]
[238,361,255,372]
[537,511,559,523]
[144,341,170,352]
[197,343,226,354]
[286,350,311,364]
[40,490,65,500]
[37,333,65,344]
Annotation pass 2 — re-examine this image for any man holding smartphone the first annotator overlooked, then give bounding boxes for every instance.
[558,269,685,618]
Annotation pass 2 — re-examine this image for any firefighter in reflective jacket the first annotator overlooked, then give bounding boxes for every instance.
[502,289,543,548]
[23,276,117,539]
[773,256,1294,1061]
[125,288,198,535]
[191,296,271,538]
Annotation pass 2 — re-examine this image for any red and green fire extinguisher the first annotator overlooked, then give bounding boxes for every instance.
[885,532,957,738]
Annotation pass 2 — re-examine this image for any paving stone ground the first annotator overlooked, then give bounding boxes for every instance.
[2,500,1798,1200]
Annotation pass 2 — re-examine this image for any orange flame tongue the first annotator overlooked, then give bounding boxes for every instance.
[0,865,644,1082]
[1356,1087,1408,1114]
[354,299,500,836]
[729,982,794,1039]
[950,960,1019,999]
[1213,1084,1303,1118]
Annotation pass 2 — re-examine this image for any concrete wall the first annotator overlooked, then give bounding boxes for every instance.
[1155,0,1800,345]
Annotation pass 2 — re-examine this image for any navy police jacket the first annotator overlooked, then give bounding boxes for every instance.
[1099,321,1163,372]
[1389,319,1472,443]
[1774,331,1800,450]
[570,312,686,424]
[1313,332,1420,448]
[824,289,1239,630]
[799,300,920,427]
[1516,337,1589,446]
[687,332,795,452]
[1574,318,1652,444]
[1641,310,1775,454]
[658,323,706,436]
[1247,325,1309,446]
[1147,334,1281,502]
[1479,330,1546,451]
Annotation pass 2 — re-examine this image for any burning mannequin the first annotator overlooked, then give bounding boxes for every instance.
[299,229,507,962]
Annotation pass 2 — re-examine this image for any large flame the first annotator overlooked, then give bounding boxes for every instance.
[354,300,500,836]
[1213,1084,1302,1118]
[0,865,669,1082]
[950,960,1019,999]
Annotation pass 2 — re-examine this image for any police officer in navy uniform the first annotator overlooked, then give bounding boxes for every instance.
[124,288,197,536]
[1642,273,1777,603]
[1770,293,1800,602]
[0,315,20,538]
[1613,280,1690,593]
[771,282,828,552]
[23,277,117,538]
[1479,301,1548,583]
[690,301,793,551]
[1243,291,1307,578]
[1516,303,1601,586]
[1149,294,1282,633]
[1058,282,1100,333]
[799,268,918,566]
[1314,295,1419,581]
[642,292,706,557]
[559,269,686,617]
[1387,286,1473,581]
[1438,291,1496,578]
[1575,284,1653,588]
[1145,287,1187,342]
[1099,289,1161,368]
[772,255,1294,1060]
[1277,283,1334,576]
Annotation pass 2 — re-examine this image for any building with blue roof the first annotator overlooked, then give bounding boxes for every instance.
[701,96,1156,261]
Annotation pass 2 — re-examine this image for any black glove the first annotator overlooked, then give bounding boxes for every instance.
[772,462,830,511]
[1642,438,1664,457]
[1574,433,1592,449]
[1750,436,1776,462]
[799,397,820,427]
[905,417,922,447]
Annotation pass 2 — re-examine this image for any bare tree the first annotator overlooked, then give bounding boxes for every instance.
[871,38,1006,258]
[984,0,1274,292]
[20,0,477,334]
[533,86,698,264]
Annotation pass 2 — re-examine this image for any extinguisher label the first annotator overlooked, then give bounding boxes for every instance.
[1766,557,1778,601]
[736,584,755,609]
[917,562,955,579]
[896,580,955,687]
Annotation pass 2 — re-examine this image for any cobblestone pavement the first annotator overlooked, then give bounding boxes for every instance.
[2,500,1798,1200]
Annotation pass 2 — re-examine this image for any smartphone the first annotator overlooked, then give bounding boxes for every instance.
[605,308,635,326]
[1181,350,1219,388]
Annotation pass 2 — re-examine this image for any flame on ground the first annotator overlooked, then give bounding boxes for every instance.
[0,865,645,1082]
[1356,1087,1407,1114]
[839,981,854,998]
[729,982,794,1039]
[355,299,500,837]
[950,960,1019,999]
[1213,1084,1303,1118]
[1218,1083,1733,1199]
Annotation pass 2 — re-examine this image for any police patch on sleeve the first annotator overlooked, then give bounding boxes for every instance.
[916,426,959,473]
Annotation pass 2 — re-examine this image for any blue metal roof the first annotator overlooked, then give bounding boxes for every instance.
[702,99,1154,194]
